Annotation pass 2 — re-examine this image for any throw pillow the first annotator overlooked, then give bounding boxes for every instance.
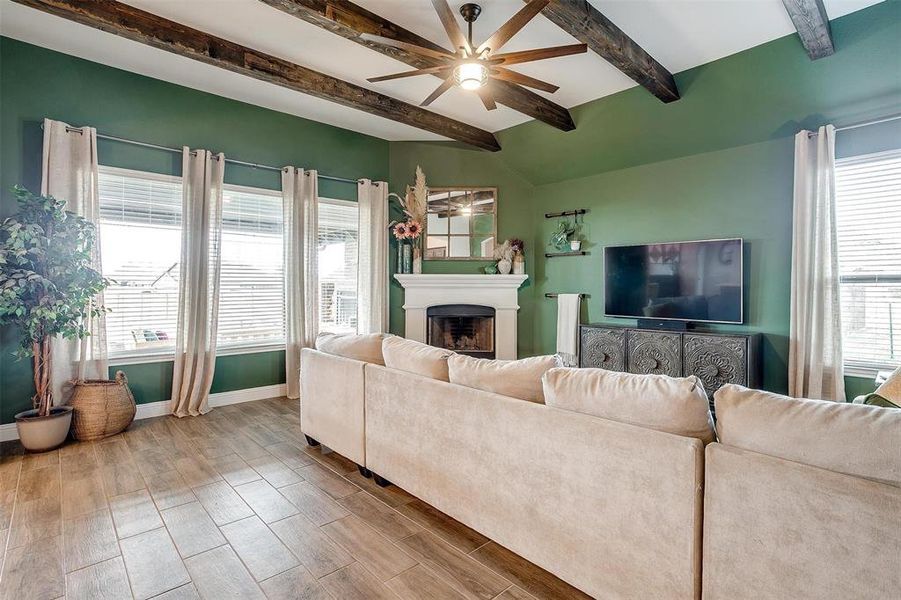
[447,354,559,404]
[714,384,901,486]
[315,332,388,365]
[875,366,901,405]
[382,336,454,381]
[542,368,716,443]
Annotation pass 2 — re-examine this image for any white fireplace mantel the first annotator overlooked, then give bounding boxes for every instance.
[393,274,529,360]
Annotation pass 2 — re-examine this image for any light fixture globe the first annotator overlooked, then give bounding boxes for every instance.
[453,61,488,90]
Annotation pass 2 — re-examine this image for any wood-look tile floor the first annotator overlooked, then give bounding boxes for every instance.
[0,398,591,600]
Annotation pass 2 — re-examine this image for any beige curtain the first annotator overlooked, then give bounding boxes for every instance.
[789,125,846,401]
[170,148,224,417]
[41,118,107,405]
[357,179,389,334]
[283,167,319,400]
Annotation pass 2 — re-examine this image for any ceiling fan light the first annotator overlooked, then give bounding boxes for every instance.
[454,62,488,90]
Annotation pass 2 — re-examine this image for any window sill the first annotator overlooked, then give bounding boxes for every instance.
[843,364,895,381]
[108,342,285,367]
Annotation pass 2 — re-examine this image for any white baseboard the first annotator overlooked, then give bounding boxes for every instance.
[0,383,287,442]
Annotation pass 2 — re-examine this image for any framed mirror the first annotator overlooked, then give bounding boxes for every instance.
[425,187,497,260]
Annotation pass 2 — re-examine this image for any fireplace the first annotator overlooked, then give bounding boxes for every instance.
[427,304,496,358]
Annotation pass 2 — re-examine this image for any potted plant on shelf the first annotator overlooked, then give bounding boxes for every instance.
[0,185,108,452]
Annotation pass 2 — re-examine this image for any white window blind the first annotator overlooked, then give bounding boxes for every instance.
[98,167,182,356]
[218,185,285,349]
[835,148,901,375]
[319,199,359,334]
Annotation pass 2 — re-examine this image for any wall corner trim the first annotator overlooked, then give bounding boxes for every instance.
[0,383,288,442]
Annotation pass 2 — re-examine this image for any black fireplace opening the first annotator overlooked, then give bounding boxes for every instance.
[427,304,496,358]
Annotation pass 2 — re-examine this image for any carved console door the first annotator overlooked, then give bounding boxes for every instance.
[683,335,748,396]
[580,327,626,371]
[627,331,681,377]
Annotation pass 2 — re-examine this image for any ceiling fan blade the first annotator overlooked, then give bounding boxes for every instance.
[491,43,587,66]
[476,0,550,55]
[476,86,497,111]
[360,33,455,62]
[421,76,456,106]
[491,67,559,93]
[368,65,454,83]
[431,0,471,55]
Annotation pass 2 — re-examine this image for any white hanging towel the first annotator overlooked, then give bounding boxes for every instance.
[555,294,581,367]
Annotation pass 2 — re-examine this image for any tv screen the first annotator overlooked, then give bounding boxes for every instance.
[605,238,743,324]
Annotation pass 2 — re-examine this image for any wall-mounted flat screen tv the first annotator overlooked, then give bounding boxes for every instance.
[604,238,743,324]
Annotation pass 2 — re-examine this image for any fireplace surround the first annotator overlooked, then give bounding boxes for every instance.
[393,274,528,360]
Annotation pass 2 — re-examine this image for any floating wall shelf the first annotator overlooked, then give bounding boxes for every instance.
[545,209,587,219]
[545,251,589,258]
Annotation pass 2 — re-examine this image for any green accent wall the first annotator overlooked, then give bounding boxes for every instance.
[0,37,388,423]
[388,1,901,398]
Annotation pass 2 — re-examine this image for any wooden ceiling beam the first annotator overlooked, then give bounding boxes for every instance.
[13,0,501,151]
[781,0,835,60]
[259,0,577,132]
[535,0,680,103]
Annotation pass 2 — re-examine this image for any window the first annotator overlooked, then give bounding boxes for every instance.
[218,184,285,349]
[835,148,901,375]
[318,199,359,333]
[99,167,286,358]
[99,167,183,356]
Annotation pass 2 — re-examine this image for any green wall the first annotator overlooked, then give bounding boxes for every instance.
[0,37,388,423]
[389,1,901,398]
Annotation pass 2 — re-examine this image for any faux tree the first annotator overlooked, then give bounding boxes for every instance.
[0,186,108,416]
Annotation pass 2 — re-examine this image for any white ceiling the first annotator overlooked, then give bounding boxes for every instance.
[0,0,883,141]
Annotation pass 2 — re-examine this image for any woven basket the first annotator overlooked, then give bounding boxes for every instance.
[70,370,137,441]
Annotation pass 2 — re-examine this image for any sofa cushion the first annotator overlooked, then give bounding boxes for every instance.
[315,332,388,365]
[714,384,901,486]
[542,368,716,443]
[382,336,453,381]
[448,354,559,404]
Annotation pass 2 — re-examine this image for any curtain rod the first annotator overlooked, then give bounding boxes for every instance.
[50,124,372,185]
[836,113,901,132]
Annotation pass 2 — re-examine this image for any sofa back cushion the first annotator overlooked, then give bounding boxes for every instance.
[875,366,901,404]
[315,332,388,365]
[714,384,901,486]
[382,336,453,381]
[543,368,716,443]
[448,354,559,404]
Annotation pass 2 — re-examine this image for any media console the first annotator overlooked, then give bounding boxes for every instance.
[579,324,761,410]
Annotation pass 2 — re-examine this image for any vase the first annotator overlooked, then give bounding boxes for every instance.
[513,257,525,275]
[497,258,512,275]
[412,246,422,274]
[403,242,413,274]
[396,241,404,274]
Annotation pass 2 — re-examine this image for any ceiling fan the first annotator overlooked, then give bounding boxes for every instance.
[363,0,587,110]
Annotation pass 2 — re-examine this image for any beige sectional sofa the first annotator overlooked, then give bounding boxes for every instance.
[300,339,900,599]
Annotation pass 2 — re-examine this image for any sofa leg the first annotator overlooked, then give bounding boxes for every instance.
[358,466,372,478]
[372,473,392,488]
[304,435,320,447]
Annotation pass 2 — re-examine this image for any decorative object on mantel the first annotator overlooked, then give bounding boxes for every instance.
[389,166,428,274]
[484,263,498,275]
[494,239,514,274]
[0,186,110,452]
[511,238,525,274]
[70,371,136,441]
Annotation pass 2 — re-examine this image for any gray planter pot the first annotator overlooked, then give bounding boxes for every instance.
[14,406,73,452]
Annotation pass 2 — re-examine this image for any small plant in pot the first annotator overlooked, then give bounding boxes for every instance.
[0,186,108,452]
